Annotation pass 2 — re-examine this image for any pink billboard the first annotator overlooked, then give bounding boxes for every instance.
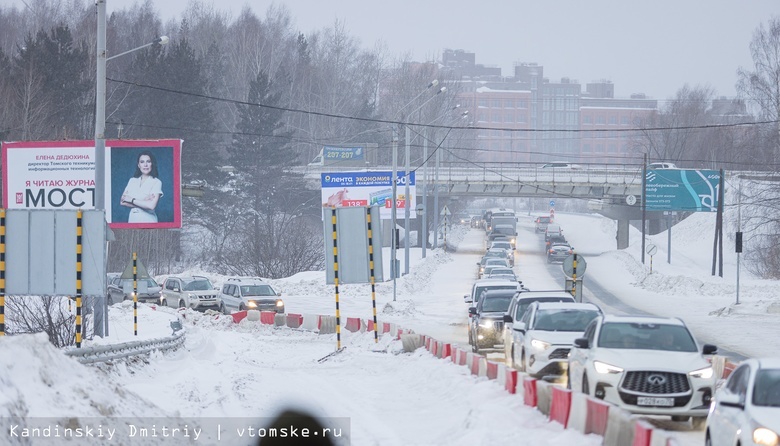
[2,139,182,229]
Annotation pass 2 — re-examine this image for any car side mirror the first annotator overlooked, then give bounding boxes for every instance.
[702,344,718,355]
[573,338,589,349]
[513,321,526,333]
[717,391,745,409]
[463,294,473,304]
[468,307,477,315]
[502,314,512,323]
[476,262,481,266]
[277,292,282,296]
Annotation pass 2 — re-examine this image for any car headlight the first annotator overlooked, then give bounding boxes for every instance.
[753,427,779,446]
[594,360,624,374]
[247,301,257,308]
[530,338,551,351]
[188,293,198,300]
[689,366,713,379]
[275,300,284,307]
[479,319,495,329]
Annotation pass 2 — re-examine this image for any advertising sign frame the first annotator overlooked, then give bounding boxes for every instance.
[321,171,416,219]
[644,169,720,212]
[2,139,182,229]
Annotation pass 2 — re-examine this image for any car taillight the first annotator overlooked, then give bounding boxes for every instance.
[549,250,554,254]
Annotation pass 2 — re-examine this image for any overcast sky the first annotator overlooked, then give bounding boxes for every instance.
[18,0,780,101]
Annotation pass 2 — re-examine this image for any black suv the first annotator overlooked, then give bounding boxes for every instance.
[468,289,515,353]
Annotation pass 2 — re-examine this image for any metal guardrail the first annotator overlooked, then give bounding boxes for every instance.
[64,329,185,364]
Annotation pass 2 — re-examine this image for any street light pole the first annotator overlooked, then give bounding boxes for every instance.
[94,0,169,336]
[404,124,411,275]
[391,130,398,301]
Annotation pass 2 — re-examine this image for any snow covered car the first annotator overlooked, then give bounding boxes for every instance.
[508,301,601,381]
[219,277,284,314]
[568,315,717,429]
[705,358,780,445]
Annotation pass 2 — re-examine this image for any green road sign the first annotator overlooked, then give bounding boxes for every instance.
[644,169,720,212]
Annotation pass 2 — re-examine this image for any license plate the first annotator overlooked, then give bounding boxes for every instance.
[637,397,674,406]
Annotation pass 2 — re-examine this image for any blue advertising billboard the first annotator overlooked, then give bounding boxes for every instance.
[323,146,364,162]
[644,169,720,212]
[321,171,416,219]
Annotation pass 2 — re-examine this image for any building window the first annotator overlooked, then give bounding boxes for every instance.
[621,116,629,125]
[478,99,487,107]
[492,99,501,107]
[583,143,591,153]
[596,143,604,152]
[608,143,617,152]
[609,116,617,125]
[504,99,515,108]
[492,113,501,123]
[518,99,528,109]
[505,113,514,123]
[596,115,606,125]
[478,111,487,122]
[583,115,592,124]
[492,130,501,137]
[517,113,527,124]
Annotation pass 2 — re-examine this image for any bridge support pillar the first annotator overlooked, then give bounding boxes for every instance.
[616,219,630,250]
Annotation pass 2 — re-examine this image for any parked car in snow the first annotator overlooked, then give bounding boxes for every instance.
[107,274,162,305]
[568,314,718,429]
[705,357,780,446]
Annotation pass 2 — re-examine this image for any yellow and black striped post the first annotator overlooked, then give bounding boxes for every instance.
[0,209,6,337]
[75,210,83,348]
[133,252,138,336]
[331,208,341,350]
[571,253,578,299]
[366,207,379,343]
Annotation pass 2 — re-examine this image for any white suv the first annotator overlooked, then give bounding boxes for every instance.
[509,301,601,381]
[219,277,284,314]
[161,276,221,311]
[568,314,717,428]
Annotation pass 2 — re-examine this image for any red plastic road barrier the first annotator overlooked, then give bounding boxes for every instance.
[523,377,538,406]
[382,322,391,333]
[345,317,361,332]
[451,347,459,363]
[286,314,303,328]
[505,369,518,394]
[585,398,610,436]
[231,311,248,323]
[396,329,403,340]
[723,361,737,379]
[260,311,275,325]
[432,341,439,357]
[632,420,654,446]
[486,361,499,380]
[458,351,467,366]
[470,355,480,375]
[441,344,452,359]
[549,387,572,428]
[366,320,375,332]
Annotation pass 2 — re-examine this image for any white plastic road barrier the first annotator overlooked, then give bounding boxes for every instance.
[274,313,285,327]
[301,314,319,331]
[496,363,506,385]
[246,309,261,322]
[603,406,634,446]
[401,334,423,352]
[650,429,675,446]
[318,315,337,334]
[535,380,552,416]
[567,392,589,434]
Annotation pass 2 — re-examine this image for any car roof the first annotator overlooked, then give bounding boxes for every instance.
[474,278,521,286]
[532,302,600,311]
[601,314,685,326]
[514,291,576,301]
[482,288,518,297]
[753,358,780,369]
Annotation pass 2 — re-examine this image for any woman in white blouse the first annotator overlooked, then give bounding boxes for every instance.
[120,151,163,223]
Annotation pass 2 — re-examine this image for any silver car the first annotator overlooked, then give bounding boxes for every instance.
[220,278,284,314]
[161,276,221,311]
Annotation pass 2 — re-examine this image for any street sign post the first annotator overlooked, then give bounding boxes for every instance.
[646,243,657,273]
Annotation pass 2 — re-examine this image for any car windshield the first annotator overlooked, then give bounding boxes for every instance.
[598,322,697,352]
[241,285,276,297]
[532,309,600,332]
[752,369,780,407]
[120,278,158,288]
[514,297,574,320]
[493,243,511,250]
[182,278,213,291]
[481,295,513,313]
[538,217,551,223]
[475,285,517,301]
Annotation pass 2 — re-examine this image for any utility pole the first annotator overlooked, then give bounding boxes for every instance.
[404,125,411,275]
